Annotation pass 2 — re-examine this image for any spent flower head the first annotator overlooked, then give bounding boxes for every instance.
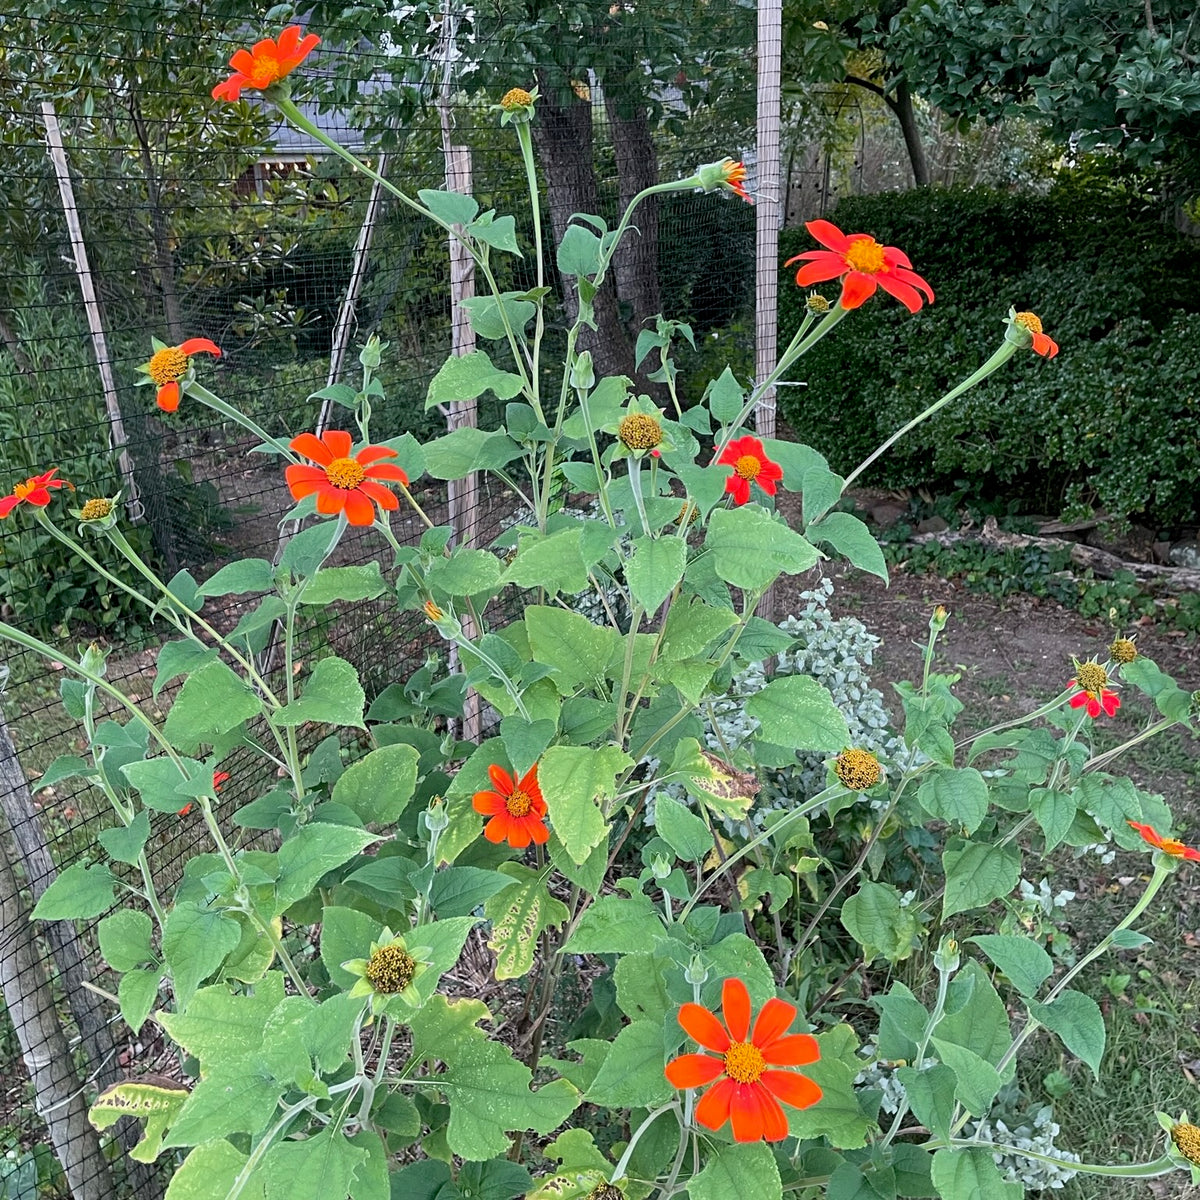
[1109,635,1138,665]
[496,85,538,124]
[607,397,673,459]
[342,928,431,1016]
[833,748,883,792]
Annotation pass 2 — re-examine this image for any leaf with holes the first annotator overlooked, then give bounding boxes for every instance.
[484,867,569,980]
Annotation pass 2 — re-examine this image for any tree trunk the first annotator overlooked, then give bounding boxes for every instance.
[532,70,633,380]
[889,79,930,188]
[0,822,118,1200]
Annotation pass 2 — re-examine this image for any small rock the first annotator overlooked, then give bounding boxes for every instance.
[916,515,949,534]
[1169,541,1200,569]
[869,502,908,529]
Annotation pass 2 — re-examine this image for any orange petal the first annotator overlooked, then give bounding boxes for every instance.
[489,763,515,794]
[473,790,507,815]
[805,219,851,253]
[507,819,532,849]
[342,488,375,526]
[794,255,847,287]
[761,1069,822,1111]
[322,429,353,459]
[518,764,542,801]
[357,444,399,465]
[678,1002,731,1053]
[156,381,180,411]
[290,432,334,465]
[483,814,510,843]
[753,1083,790,1140]
[839,272,877,309]
[666,1053,725,1089]
[363,462,409,483]
[229,48,258,74]
[693,1076,737,1130]
[524,816,550,845]
[728,1082,767,1142]
[358,480,399,510]
[178,337,221,357]
[875,272,925,313]
[721,978,751,1042]
[315,486,347,515]
[761,1033,819,1067]
[751,996,797,1049]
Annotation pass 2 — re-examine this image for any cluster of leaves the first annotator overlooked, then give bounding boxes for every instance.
[778,172,1200,527]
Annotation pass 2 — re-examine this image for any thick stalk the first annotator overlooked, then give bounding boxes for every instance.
[186,381,298,463]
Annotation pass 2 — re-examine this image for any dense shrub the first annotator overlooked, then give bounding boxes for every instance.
[777,175,1200,527]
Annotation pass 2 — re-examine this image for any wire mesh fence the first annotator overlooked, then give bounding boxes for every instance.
[0,4,764,1194]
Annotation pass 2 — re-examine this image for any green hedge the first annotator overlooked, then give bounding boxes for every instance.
[777,178,1200,527]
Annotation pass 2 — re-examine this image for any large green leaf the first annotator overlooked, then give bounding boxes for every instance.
[163,1059,284,1147]
[689,1142,782,1200]
[744,674,849,751]
[502,529,589,594]
[930,1039,1002,1115]
[299,564,388,605]
[31,861,116,920]
[840,881,919,963]
[930,1149,1022,1200]
[705,506,821,590]
[969,935,1053,997]
[163,659,262,751]
[329,744,419,825]
[539,744,631,864]
[525,605,618,693]
[807,512,888,582]
[197,559,274,597]
[941,840,1020,918]
[274,657,365,728]
[484,867,569,980]
[626,535,686,613]
[425,350,525,411]
[274,824,380,912]
[917,767,989,835]
[98,910,153,971]
[425,547,504,597]
[162,1139,262,1200]
[653,794,713,863]
[161,902,242,1008]
[585,1021,673,1107]
[261,1127,369,1200]
[562,894,663,954]
[158,974,285,1068]
[1028,989,1105,1077]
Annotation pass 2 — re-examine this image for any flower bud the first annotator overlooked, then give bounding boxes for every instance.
[934,936,960,973]
[684,955,709,987]
[930,604,948,632]
[359,335,384,371]
[424,797,449,834]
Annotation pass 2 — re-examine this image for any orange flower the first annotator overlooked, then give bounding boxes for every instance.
[719,159,752,204]
[665,977,821,1142]
[140,338,222,412]
[0,469,69,518]
[472,763,549,848]
[1013,311,1059,359]
[715,436,783,506]
[212,26,320,102]
[785,219,934,312]
[179,769,230,817]
[285,431,409,527]
[1128,821,1200,861]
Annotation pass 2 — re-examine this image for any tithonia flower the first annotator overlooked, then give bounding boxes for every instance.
[500,87,533,110]
[665,977,821,1142]
[1109,636,1138,665]
[833,748,882,792]
[424,599,445,623]
[1172,1120,1200,1165]
[617,413,663,451]
[285,431,409,526]
[1068,660,1120,718]
[212,26,320,103]
[1012,311,1059,359]
[0,469,69,518]
[342,928,430,1017]
[1128,821,1200,862]
[179,769,230,817]
[78,497,113,522]
[715,436,783,506]
[718,159,752,204]
[473,763,549,848]
[785,219,934,313]
[139,338,222,412]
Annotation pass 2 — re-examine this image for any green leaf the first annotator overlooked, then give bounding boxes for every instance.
[936,962,1012,1067]
[163,659,262,751]
[161,902,242,1008]
[119,969,162,1034]
[423,427,521,480]
[329,744,419,825]
[840,882,919,963]
[539,744,631,864]
[1028,989,1105,1077]
[785,1025,872,1148]
[562,894,662,954]
[274,657,365,728]
[31,861,116,920]
[158,974,286,1067]
[706,506,821,590]
[930,1149,1022,1200]
[653,795,713,862]
[417,188,479,226]
[154,641,216,697]
[827,1163,896,1200]
[875,982,928,1060]
[425,350,525,411]
[557,224,603,277]
[319,906,379,988]
[626,535,686,613]
[586,1021,673,1107]
[425,547,504,596]
[164,1059,284,1147]
[918,767,989,835]
[690,1141,781,1200]
[941,840,1020,918]
[460,294,536,341]
[502,529,589,594]
[760,439,828,490]
[670,459,732,516]
[431,867,512,918]
[98,910,153,971]
[895,1064,957,1143]
[660,597,738,660]
[89,1078,188,1163]
[969,935,1053,997]
[809,511,888,581]
[162,1139,261,1200]
[198,559,274,597]
[97,811,151,865]
[745,674,849,751]
[37,754,98,789]
[525,605,618,693]
[299,564,387,605]
[275,824,380,912]
[261,1127,368,1200]
[469,212,522,254]
[484,868,570,980]
[500,716,556,776]
[929,1039,1002,1115]
[120,757,203,814]
[801,466,845,526]
[1029,787,1077,851]
[705,367,746,424]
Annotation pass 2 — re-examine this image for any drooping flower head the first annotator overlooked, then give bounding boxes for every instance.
[785,220,934,313]
[833,748,883,792]
[1010,311,1059,359]
[473,763,549,848]
[715,436,783,506]
[665,977,822,1142]
[1068,660,1120,718]
[696,158,753,204]
[212,26,320,103]
[285,431,409,527]
[1128,821,1200,862]
[137,337,222,412]
[0,469,70,519]
[717,159,752,204]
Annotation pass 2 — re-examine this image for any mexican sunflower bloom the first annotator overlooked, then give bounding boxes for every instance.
[1012,311,1059,359]
[473,763,549,848]
[179,770,230,817]
[719,159,752,203]
[715,436,783,506]
[1068,660,1120,718]
[0,469,69,518]
[140,338,222,412]
[665,977,821,1142]
[285,431,409,526]
[785,219,934,313]
[212,26,320,102]
[1128,821,1200,862]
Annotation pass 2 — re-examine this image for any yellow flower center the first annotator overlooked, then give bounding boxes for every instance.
[1109,637,1137,664]
[734,454,762,481]
[834,748,883,792]
[325,457,366,489]
[587,1185,625,1200]
[12,480,36,500]
[1014,311,1044,334]
[424,600,444,622]
[1160,838,1189,857]
[723,1041,765,1084]
[1172,1122,1200,1165]
[246,54,288,90]
[506,789,534,818]
[618,413,663,450]
[148,346,188,386]
[501,87,533,109]
[80,498,113,521]
[1075,661,1109,695]
[843,238,887,275]
[364,944,417,994]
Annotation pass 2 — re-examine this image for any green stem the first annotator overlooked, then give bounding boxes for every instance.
[929,1141,1177,1179]
[186,381,298,463]
[610,1102,678,1184]
[515,120,546,416]
[1084,715,1180,774]
[841,339,1020,492]
[629,455,652,538]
